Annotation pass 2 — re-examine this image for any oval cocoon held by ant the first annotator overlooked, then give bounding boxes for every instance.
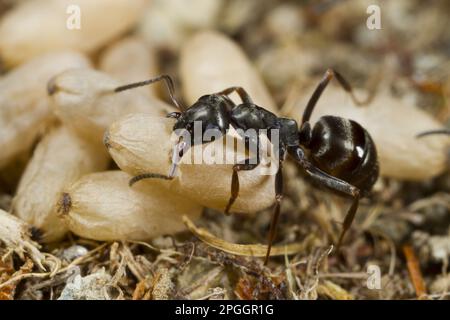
[0,51,91,169]
[48,68,174,144]
[0,0,147,67]
[11,126,109,243]
[287,85,450,180]
[105,114,276,214]
[99,36,159,98]
[180,31,277,113]
[59,171,203,241]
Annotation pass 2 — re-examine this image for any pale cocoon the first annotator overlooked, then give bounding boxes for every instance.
[138,0,223,51]
[287,85,450,180]
[99,37,159,98]
[48,68,174,144]
[105,114,276,214]
[0,0,147,67]
[0,51,90,169]
[180,31,277,113]
[12,126,109,242]
[59,171,203,241]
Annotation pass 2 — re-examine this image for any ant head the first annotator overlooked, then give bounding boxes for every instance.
[167,112,182,119]
[169,112,197,145]
[169,112,191,131]
[167,111,190,131]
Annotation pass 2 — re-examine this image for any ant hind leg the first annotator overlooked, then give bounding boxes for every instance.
[302,68,375,124]
[289,146,360,251]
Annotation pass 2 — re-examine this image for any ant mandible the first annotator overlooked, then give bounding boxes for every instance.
[114,69,380,265]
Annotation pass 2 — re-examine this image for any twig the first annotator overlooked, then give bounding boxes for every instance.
[284,250,299,300]
[318,272,368,279]
[403,245,427,299]
[369,229,397,277]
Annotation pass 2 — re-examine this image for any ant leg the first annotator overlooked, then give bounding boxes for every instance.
[215,86,254,104]
[264,156,285,265]
[225,134,260,214]
[114,74,184,111]
[288,146,360,250]
[224,159,260,215]
[302,68,372,124]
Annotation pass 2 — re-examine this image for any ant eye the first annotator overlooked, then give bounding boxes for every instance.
[167,112,181,119]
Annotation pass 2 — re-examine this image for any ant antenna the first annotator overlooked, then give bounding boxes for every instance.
[114,74,184,111]
[416,129,450,138]
[128,136,187,187]
[302,69,373,124]
[129,173,173,186]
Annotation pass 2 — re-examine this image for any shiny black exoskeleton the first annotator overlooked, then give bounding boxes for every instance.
[115,70,379,265]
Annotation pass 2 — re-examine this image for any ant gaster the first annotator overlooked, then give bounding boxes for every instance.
[114,69,380,265]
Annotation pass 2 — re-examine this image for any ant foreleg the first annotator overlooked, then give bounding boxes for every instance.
[288,146,360,251]
[302,68,372,124]
[215,86,253,105]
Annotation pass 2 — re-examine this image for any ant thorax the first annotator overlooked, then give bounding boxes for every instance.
[171,119,281,174]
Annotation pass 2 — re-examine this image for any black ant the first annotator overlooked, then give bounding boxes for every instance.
[114,69,380,265]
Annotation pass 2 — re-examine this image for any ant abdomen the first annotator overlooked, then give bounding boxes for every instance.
[309,115,379,195]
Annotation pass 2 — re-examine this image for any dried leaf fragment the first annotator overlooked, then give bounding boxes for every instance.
[317,280,354,300]
[58,269,112,300]
[183,215,313,258]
